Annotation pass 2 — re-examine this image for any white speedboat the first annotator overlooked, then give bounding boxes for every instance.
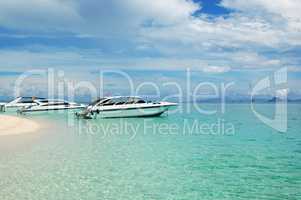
[77,96,177,118]
[0,96,45,112]
[18,99,86,113]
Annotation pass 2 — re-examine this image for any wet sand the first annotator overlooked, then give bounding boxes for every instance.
[0,115,40,136]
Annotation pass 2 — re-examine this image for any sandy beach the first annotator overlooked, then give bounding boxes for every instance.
[0,115,40,136]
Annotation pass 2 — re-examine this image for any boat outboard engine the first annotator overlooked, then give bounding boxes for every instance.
[0,104,5,112]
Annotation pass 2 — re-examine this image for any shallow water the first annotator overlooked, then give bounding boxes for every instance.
[0,104,300,199]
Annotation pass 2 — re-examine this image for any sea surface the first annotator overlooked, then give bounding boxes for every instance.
[0,104,300,200]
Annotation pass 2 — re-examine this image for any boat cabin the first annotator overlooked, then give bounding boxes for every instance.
[10,97,45,104]
[91,96,148,106]
[35,99,72,106]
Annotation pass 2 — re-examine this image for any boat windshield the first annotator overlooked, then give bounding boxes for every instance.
[18,97,44,103]
[98,97,147,106]
[89,98,106,106]
[127,97,147,104]
[36,100,69,106]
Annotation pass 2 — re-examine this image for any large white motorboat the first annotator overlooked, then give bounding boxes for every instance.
[76,96,177,118]
[0,96,45,112]
[18,99,86,113]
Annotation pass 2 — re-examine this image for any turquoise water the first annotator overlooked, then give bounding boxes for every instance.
[0,104,300,199]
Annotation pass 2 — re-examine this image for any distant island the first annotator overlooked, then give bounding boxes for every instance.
[196,97,301,103]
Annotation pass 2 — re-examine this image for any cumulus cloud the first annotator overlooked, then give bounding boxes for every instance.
[0,0,299,47]
[0,0,300,73]
[229,52,281,69]
[0,0,81,31]
[221,0,301,45]
[222,0,301,22]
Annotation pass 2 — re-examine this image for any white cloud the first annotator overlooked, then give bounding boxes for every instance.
[230,52,281,69]
[201,65,231,73]
[123,0,198,24]
[0,49,216,71]
[221,0,301,45]
[0,0,300,74]
[0,0,301,96]
[0,48,234,76]
[0,0,81,31]
[0,50,84,69]
[222,0,301,22]
[0,0,300,48]
[287,65,301,72]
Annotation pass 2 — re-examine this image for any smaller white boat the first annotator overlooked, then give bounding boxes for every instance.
[0,96,45,112]
[18,99,86,113]
[77,96,177,118]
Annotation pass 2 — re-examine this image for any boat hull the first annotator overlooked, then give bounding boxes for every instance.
[19,105,86,113]
[95,106,169,118]
[0,103,38,112]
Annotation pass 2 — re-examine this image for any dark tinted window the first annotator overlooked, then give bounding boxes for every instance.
[42,102,69,106]
[90,98,106,106]
[20,97,34,103]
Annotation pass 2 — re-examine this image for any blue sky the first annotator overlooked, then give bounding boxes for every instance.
[0,0,300,98]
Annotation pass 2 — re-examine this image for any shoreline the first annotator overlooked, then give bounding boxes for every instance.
[0,115,40,136]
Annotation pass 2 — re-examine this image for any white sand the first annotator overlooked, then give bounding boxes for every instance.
[0,115,40,136]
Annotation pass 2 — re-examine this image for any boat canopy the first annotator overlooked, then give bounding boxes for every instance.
[35,99,70,106]
[92,96,147,106]
[14,97,45,104]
